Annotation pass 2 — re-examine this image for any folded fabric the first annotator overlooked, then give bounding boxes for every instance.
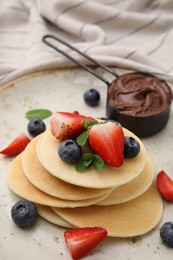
[0,0,173,86]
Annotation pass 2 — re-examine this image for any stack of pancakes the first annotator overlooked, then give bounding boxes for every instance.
[7,128,163,237]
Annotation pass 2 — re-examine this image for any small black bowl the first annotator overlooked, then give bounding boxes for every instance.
[106,72,173,138]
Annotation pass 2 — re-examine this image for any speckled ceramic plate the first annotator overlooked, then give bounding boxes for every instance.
[0,68,173,260]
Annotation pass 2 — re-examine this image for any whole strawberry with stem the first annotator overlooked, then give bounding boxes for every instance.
[88,122,124,167]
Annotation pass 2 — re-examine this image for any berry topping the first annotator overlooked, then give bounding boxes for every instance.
[58,139,82,163]
[160,222,173,248]
[123,136,140,158]
[84,89,100,106]
[11,200,37,228]
[0,133,31,156]
[50,112,95,141]
[64,227,107,259]
[157,170,173,202]
[88,122,124,167]
[27,118,46,137]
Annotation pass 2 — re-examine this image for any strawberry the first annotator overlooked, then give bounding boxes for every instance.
[50,112,95,140]
[157,170,173,202]
[72,110,79,115]
[88,122,124,167]
[64,227,107,259]
[0,133,31,156]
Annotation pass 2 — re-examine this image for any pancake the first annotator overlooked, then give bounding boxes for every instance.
[37,129,147,188]
[22,135,113,200]
[7,154,112,208]
[52,182,163,237]
[36,204,74,228]
[96,155,154,205]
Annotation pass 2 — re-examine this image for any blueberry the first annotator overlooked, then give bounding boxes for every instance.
[11,200,37,228]
[124,136,140,158]
[58,139,82,163]
[160,222,173,248]
[28,118,46,137]
[83,89,100,106]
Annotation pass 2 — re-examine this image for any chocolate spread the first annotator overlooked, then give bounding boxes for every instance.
[108,73,172,116]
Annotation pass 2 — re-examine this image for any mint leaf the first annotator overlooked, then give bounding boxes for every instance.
[83,153,94,166]
[77,130,89,147]
[75,161,88,172]
[93,154,105,171]
[77,120,98,147]
[75,153,105,172]
[81,120,97,129]
[76,152,93,172]
[25,109,52,120]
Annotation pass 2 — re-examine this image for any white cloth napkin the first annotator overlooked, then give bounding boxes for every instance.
[1,0,173,87]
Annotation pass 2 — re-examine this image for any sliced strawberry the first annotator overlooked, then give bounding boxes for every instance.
[88,122,124,167]
[50,112,95,140]
[64,227,107,260]
[72,110,79,115]
[157,170,173,202]
[0,133,31,156]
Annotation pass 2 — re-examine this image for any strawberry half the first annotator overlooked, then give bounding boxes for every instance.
[88,122,124,167]
[0,133,31,156]
[157,170,173,202]
[64,227,107,260]
[50,112,95,140]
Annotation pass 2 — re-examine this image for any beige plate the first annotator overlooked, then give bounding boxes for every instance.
[0,68,173,259]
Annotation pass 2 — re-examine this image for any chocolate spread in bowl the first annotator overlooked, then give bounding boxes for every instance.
[108,73,172,117]
[107,72,173,137]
